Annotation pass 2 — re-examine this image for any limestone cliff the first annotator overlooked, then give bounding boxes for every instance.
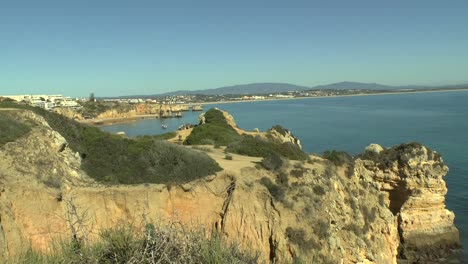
[54,103,190,121]
[355,144,461,262]
[95,104,189,119]
[0,109,461,263]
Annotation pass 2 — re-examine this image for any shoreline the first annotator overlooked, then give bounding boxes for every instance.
[86,88,468,127]
[80,114,159,127]
[199,88,468,106]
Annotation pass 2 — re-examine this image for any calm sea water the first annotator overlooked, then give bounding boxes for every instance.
[101,91,468,248]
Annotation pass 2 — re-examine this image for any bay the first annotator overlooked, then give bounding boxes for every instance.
[101,90,468,249]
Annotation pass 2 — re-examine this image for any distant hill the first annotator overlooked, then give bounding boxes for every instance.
[309,81,396,90]
[107,82,468,99]
[159,83,310,96]
[309,81,468,91]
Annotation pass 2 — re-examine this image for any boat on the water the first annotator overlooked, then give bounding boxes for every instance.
[161,124,168,129]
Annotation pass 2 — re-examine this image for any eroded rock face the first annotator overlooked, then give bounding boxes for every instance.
[355,143,461,263]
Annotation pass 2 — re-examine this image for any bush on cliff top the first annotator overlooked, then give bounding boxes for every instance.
[183,108,241,146]
[185,108,308,160]
[322,150,353,166]
[227,135,308,161]
[0,112,32,147]
[0,101,221,184]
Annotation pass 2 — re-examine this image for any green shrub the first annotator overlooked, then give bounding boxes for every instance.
[199,138,216,145]
[0,101,222,185]
[260,177,285,201]
[269,125,289,136]
[260,152,284,171]
[185,109,308,161]
[183,109,241,146]
[322,150,353,166]
[285,227,318,251]
[277,171,289,186]
[0,113,32,147]
[137,132,176,141]
[192,146,213,152]
[226,135,308,161]
[316,220,329,239]
[290,168,306,178]
[313,185,325,196]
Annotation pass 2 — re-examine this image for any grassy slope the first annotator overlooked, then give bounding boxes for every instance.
[0,100,221,184]
[0,112,32,147]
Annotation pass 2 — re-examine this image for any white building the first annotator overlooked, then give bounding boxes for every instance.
[2,94,81,110]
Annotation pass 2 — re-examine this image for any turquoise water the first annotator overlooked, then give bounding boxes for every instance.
[101,91,468,249]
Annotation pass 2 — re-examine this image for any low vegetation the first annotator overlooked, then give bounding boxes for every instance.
[11,224,259,264]
[285,227,318,251]
[260,152,284,171]
[322,150,353,166]
[183,109,241,146]
[184,108,308,161]
[269,125,289,136]
[226,135,308,161]
[137,131,177,141]
[0,113,32,147]
[260,177,285,201]
[0,100,221,184]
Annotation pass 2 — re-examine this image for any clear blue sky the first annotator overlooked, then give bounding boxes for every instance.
[1,0,468,97]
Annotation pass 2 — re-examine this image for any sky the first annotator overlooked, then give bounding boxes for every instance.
[1,0,468,97]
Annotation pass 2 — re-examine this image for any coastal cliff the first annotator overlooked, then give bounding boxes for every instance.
[355,144,461,262]
[54,103,193,123]
[0,108,461,263]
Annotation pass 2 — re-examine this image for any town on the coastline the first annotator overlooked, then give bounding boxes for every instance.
[0,90,343,112]
[2,85,467,117]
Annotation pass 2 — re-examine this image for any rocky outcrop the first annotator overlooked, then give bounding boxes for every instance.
[53,107,84,120]
[0,109,461,263]
[355,143,461,263]
[267,126,302,149]
[192,105,203,111]
[54,103,191,121]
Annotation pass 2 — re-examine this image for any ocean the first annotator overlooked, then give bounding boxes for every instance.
[101,90,468,249]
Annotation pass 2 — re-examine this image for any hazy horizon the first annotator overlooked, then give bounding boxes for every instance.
[2,0,468,97]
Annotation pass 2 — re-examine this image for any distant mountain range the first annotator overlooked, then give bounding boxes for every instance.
[139,83,310,97]
[311,81,396,90]
[112,82,468,98]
